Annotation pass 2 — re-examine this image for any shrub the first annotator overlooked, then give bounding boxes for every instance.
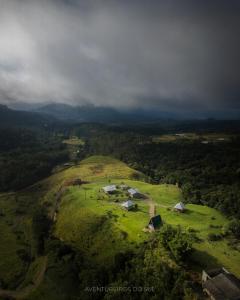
[159,225,193,262]
[226,219,240,239]
[207,233,222,241]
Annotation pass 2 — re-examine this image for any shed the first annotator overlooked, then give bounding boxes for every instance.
[174,202,185,212]
[148,215,162,231]
[102,185,117,194]
[121,200,135,211]
[128,188,143,198]
[202,268,240,300]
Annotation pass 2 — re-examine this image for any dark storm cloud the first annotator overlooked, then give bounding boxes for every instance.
[0,0,240,116]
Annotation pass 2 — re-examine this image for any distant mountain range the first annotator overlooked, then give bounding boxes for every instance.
[0,104,57,129]
[32,103,178,123]
[4,101,240,123]
[1,103,240,133]
[0,103,179,130]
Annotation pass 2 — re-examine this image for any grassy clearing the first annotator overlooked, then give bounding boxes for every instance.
[53,167,240,277]
[157,204,228,237]
[62,137,85,146]
[152,132,237,143]
[54,183,150,266]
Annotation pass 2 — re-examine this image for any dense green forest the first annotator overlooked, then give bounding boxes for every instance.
[0,128,69,191]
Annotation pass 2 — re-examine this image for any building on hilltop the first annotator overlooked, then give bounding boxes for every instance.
[202,268,240,300]
[121,200,135,211]
[174,202,186,212]
[128,188,144,199]
[102,185,117,194]
[148,215,162,231]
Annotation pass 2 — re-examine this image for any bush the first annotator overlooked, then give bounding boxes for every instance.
[159,225,193,262]
[227,219,240,239]
[32,206,52,255]
[207,233,222,241]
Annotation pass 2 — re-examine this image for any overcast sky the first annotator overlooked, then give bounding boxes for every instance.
[0,0,240,117]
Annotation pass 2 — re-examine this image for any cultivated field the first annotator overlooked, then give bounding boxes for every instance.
[152,132,236,143]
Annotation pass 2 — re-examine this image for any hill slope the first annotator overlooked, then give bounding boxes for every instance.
[0,155,239,300]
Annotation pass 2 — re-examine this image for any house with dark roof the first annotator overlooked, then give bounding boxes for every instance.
[202,268,240,300]
[148,215,162,231]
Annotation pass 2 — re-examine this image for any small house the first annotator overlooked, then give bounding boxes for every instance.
[148,215,162,231]
[119,184,129,191]
[121,200,135,211]
[202,268,240,300]
[128,188,143,199]
[102,185,117,194]
[174,202,185,212]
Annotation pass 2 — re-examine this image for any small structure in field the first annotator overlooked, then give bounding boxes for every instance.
[128,188,143,199]
[174,202,186,212]
[102,185,117,194]
[63,178,82,187]
[121,200,135,211]
[72,178,82,186]
[202,268,240,300]
[148,215,162,231]
[119,184,129,191]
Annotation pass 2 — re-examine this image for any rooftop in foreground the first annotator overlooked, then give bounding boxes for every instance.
[202,268,240,300]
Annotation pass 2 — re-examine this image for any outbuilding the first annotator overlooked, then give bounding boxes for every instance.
[148,215,162,231]
[202,268,240,300]
[174,202,186,212]
[128,188,143,199]
[102,185,117,194]
[121,200,135,211]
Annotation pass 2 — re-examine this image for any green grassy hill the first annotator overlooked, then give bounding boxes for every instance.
[54,178,240,277]
[0,155,240,299]
[0,156,144,289]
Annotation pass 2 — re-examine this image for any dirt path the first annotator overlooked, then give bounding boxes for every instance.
[149,201,155,217]
[0,256,48,300]
[155,203,171,208]
[146,197,156,217]
[0,185,66,299]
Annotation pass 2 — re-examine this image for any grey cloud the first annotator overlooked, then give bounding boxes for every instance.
[0,0,239,117]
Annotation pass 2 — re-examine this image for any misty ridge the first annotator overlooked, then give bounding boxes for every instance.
[0,0,240,118]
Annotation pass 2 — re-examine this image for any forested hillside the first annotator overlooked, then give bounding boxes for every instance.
[82,128,240,218]
[0,128,68,191]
